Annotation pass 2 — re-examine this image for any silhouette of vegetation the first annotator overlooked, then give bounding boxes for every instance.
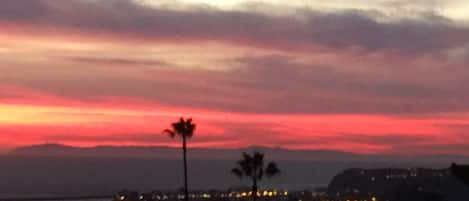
[163,117,196,201]
[451,163,469,186]
[231,151,280,201]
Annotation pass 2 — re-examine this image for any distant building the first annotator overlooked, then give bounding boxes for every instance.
[328,167,469,201]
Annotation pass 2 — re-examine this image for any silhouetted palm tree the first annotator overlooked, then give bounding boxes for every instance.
[231,151,280,201]
[164,117,196,201]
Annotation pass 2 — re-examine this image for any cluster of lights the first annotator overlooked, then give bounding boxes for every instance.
[227,190,288,199]
[385,174,408,179]
[202,193,211,199]
[173,193,213,200]
[153,195,169,200]
[345,196,377,201]
[118,190,289,201]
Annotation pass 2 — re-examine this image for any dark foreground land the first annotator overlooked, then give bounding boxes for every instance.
[0,155,462,198]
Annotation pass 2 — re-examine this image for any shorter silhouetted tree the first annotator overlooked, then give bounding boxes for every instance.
[231,151,280,201]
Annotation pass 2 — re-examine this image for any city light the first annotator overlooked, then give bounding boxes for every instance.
[202,193,211,199]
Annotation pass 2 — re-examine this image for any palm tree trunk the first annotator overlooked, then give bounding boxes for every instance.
[182,136,189,201]
[252,177,257,201]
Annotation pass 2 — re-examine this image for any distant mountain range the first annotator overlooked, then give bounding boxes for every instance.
[10,143,469,163]
[10,143,359,160]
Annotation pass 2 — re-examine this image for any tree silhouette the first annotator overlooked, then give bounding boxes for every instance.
[231,151,280,201]
[164,117,196,201]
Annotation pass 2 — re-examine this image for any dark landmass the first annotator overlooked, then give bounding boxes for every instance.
[328,167,469,201]
[10,144,469,163]
[10,143,359,161]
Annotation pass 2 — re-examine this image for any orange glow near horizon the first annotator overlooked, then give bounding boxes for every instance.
[1,85,468,154]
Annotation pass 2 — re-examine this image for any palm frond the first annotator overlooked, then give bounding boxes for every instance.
[265,162,280,178]
[172,122,184,134]
[231,168,243,179]
[253,151,264,168]
[185,119,196,138]
[239,152,253,176]
[163,129,176,138]
[179,117,185,125]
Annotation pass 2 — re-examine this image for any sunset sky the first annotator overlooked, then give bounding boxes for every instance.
[1,0,469,155]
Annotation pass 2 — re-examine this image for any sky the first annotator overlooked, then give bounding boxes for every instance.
[1,0,469,155]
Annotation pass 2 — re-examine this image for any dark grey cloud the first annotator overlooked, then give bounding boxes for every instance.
[223,55,469,114]
[2,0,469,115]
[1,0,468,54]
[3,54,469,114]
